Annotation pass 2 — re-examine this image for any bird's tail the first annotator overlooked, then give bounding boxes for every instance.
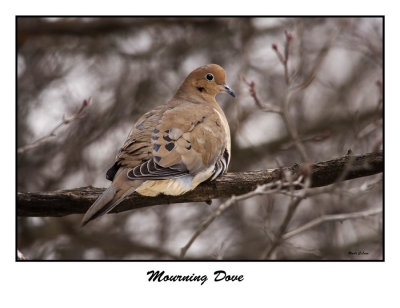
[81,170,140,226]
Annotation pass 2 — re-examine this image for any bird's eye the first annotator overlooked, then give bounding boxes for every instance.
[205,73,214,81]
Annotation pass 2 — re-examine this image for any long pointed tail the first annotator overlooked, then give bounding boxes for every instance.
[81,186,117,226]
[81,173,141,226]
[81,185,137,226]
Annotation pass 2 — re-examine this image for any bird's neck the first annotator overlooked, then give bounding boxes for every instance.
[174,89,218,107]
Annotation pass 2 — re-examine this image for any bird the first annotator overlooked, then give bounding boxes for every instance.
[81,64,236,226]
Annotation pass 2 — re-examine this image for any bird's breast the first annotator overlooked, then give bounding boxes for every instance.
[135,165,215,197]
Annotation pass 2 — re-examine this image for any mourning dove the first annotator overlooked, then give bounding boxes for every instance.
[81,64,235,226]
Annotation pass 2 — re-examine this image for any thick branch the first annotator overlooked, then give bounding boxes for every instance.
[17,151,383,217]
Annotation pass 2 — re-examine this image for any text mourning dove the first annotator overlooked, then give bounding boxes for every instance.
[81,64,235,226]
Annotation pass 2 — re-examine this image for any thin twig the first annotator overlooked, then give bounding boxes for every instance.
[261,197,303,260]
[282,207,382,240]
[272,31,310,162]
[277,183,335,198]
[179,182,284,259]
[260,151,363,259]
[260,175,312,259]
[283,30,293,85]
[272,31,293,86]
[279,130,331,151]
[242,76,281,114]
[356,80,383,139]
[18,98,91,154]
[293,27,342,91]
[280,93,310,162]
[179,176,307,259]
[357,119,383,139]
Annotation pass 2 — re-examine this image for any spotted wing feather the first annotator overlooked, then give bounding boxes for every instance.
[148,102,228,176]
[108,101,229,183]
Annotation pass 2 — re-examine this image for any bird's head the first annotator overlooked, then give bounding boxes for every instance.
[177,64,236,101]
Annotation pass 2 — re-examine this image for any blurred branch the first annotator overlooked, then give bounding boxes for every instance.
[246,30,310,163]
[233,107,379,165]
[356,80,383,139]
[242,76,281,113]
[180,179,292,259]
[261,195,304,259]
[17,17,232,47]
[282,207,382,241]
[260,152,357,260]
[17,151,382,217]
[272,30,293,85]
[17,98,91,155]
[274,31,310,162]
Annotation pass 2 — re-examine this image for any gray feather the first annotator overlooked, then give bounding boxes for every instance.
[81,186,117,226]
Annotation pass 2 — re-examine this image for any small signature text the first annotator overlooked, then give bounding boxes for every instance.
[348,250,369,256]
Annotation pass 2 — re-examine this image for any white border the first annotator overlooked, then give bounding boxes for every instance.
[4,1,398,307]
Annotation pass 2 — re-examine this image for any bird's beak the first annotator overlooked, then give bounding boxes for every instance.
[221,84,236,98]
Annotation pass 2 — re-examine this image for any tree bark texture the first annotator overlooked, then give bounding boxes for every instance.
[17,151,383,217]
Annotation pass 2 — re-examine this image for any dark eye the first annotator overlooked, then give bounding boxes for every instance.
[206,73,214,81]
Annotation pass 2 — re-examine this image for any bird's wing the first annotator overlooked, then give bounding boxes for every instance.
[106,101,229,182]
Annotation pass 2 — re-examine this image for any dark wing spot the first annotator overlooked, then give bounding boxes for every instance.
[164,129,170,133]
[165,142,175,151]
[163,135,172,142]
[153,129,160,134]
[152,136,159,140]
[154,156,161,163]
[153,144,161,152]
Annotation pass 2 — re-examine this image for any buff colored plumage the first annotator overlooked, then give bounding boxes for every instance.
[81,64,235,226]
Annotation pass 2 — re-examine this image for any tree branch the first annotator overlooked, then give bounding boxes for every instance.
[180,181,288,259]
[282,207,382,241]
[17,151,383,217]
[17,98,91,155]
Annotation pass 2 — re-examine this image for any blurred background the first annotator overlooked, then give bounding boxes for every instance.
[17,17,383,260]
